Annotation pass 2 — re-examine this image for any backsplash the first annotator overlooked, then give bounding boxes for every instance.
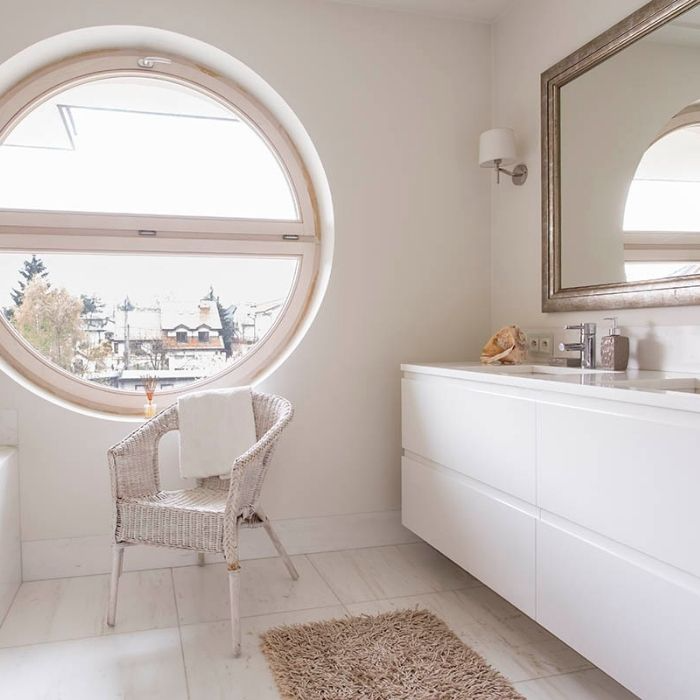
[0,409,17,446]
[525,324,700,373]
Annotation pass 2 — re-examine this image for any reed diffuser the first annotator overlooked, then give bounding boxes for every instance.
[142,375,158,418]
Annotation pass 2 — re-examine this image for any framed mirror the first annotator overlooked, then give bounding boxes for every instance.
[542,0,700,311]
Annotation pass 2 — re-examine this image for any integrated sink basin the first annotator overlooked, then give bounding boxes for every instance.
[449,364,616,377]
[614,377,700,395]
[491,364,612,376]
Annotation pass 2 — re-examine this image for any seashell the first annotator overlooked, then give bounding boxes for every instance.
[480,325,528,365]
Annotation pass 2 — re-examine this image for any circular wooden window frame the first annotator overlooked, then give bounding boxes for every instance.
[0,50,321,415]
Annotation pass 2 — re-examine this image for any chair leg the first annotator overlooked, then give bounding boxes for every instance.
[229,567,241,657]
[107,544,125,627]
[197,552,206,567]
[261,514,299,581]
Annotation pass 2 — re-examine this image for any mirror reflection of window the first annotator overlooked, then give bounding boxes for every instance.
[623,105,700,282]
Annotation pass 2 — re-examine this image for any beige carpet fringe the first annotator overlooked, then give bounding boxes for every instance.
[260,608,525,699]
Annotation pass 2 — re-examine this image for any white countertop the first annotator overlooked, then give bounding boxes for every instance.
[401,362,700,414]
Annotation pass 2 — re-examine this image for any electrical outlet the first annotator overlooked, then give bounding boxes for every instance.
[539,335,553,355]
[528,336,540,353]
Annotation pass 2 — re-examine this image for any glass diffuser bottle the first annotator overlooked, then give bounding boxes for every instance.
[143,376,158,418]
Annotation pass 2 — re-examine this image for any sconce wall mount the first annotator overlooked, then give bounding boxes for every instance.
[479,128,528,186]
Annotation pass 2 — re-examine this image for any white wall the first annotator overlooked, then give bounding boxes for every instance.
[491,0,700,368]
[0,448,20,619]
[0,0,492,544]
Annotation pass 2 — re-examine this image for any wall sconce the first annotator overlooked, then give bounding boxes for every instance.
[479,127,528,185]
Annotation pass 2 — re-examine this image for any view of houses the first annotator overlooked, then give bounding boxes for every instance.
[1,254,287,391]
[80,297,282,390]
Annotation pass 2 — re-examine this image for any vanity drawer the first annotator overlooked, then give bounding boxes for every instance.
[402,456,536,616]
[538,403,700,577]
[537,520,700,700]
[402,377,536,502]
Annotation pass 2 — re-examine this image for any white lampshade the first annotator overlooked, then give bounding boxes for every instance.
[479,128,517,168]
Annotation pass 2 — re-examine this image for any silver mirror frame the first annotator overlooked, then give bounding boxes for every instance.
[542,0,700,312]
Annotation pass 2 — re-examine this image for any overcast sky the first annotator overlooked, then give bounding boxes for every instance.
[0,253,297,310]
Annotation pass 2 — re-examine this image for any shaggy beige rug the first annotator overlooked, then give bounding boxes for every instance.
[260,608,525,699]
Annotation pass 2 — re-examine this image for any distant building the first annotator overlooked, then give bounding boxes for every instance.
[234,300,282,344]
[81,312,115,348]
[160,300,226,372]
[82,297,281,389]
[112,307,161,351]
[111,307,162,372]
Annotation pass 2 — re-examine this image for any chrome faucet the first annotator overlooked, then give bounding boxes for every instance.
[559,323,596,369]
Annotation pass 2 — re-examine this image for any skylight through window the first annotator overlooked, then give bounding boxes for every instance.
[0,77,298,219]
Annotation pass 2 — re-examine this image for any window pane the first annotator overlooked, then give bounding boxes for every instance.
[0,77,298,220]
[0,253,297,391]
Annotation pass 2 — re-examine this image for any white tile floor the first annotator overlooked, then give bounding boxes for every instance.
[0,542,638,699]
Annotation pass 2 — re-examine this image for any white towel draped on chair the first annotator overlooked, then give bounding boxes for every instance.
[177,386,257,479]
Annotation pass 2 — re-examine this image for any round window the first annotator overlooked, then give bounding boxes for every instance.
[0,51,321,413]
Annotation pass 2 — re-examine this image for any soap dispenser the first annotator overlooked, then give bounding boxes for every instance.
[600,317,629,370]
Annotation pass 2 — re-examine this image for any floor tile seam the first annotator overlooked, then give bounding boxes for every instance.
[23,551,317,586]
[19,542,425,586]
[302,553,345,607]
[177,601,353,629]
[340,581,488,608]
[305,542,419,560]
[0,582,487,649]
[440,581,487,593]
[18,564,189,585]
[170,567,192,699]
[0,623,184,652]
[0,583,23,631]
[512,664,599,685]
[0,568,182,648]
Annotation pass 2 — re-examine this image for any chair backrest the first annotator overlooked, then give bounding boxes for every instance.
[195,391,294,516]
[110,391,293,514]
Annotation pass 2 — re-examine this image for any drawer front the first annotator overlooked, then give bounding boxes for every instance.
[537,521,700,700]
[402,456,536,616]
[538,403,700,577]
[402,377,536,502]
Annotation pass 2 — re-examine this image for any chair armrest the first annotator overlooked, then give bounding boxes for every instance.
[108,405,179,500]
[224,397,294,519]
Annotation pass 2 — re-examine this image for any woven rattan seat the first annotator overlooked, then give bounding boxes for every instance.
[106,391,297,656]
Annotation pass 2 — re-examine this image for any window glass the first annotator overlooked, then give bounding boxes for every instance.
[0,77,298,220]
[0,253,297,391]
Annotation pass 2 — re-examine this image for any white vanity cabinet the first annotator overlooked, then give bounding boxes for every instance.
[401,363,700,700]
[401,375,537,501]
[402,456,537,615]
[401,374,538,615]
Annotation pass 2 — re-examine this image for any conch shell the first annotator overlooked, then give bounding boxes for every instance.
[480,325,528,365]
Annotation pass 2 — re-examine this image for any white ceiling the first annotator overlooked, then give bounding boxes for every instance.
[325,0,515,23]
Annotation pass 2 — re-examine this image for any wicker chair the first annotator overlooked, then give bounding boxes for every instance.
[106,391,297,656]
